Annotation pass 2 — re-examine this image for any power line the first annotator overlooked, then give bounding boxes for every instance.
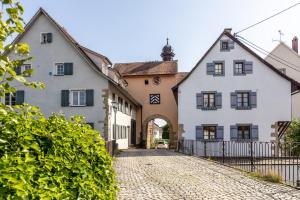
[237,35,300,70]
[236,2,300,34]
[236,36,300,73]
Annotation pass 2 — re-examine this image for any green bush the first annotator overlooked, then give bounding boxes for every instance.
[285,119,300,155]
[0,105,117,199]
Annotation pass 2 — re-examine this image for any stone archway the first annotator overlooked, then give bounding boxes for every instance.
[142,114,176,149]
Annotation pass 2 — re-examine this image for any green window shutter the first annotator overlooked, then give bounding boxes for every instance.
[196,126,203,140]
[244,61,253,74]
[15,66,21,75]
[196,93,203,109]
[86,89,94,106]
[206,63,215,75]
[47,33,52,43]
[16,90,25,105]
[250,92,257,108]
[216,126,224,140]
[215,92,222,109]
[230,125,238,140]
[251,125,259,141]
[230,92,237,108]
[64,63,73,75]
[61,90,69,107]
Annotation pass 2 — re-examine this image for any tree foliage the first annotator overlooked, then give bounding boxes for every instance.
[0,105,116,199]
[0,1,117,199]
[285,119,300,155]
[162,124,170,139]
[0,0,44,112]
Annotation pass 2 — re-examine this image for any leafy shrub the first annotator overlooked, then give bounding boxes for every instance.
[0,105,117,199]
[285,119,300,155]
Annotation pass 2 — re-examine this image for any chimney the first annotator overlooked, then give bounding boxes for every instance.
[224,28,232,34]
[292,36,298,53]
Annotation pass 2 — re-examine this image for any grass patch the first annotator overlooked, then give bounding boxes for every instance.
[249,170,282,183]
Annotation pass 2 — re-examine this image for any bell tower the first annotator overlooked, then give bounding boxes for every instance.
[161,38,175,61]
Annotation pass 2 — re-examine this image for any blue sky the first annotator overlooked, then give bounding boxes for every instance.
[21,0,300,72]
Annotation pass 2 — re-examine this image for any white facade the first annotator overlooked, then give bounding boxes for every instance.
[177,32,292,142]
[265,42,300,119]
[7,9,139,149]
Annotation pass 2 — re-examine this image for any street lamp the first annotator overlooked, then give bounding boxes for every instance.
[111,101,118,140]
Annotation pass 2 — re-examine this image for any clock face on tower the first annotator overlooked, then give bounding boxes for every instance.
[153,76,161,85]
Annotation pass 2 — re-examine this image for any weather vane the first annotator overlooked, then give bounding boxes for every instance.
[272,30,284,42]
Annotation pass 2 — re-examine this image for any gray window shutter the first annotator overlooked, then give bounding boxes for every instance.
[196,93,203,109]
[230,125,238,140]
[250,92,257,108]
[216,126,224,140]
[196,126,203,140]
[15,66,21,75]
[61,90,69,107]
[228,40,234,49]
[230,92,237,108]
[86,89,94,106]
[47,33,52,43]
[215,92,222,109]
[206,63,214,75]
[16,90,25,105]
[244,61,253,74]
[64,63,73,75]
[251,125,259,141]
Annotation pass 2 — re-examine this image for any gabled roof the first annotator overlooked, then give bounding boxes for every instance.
[173,30,300,92]
[268,42,300,61]
[8,7,141,107]
[114,60,178,76]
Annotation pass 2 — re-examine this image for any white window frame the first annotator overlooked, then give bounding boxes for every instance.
[70,90,86,107]
[54,63,64,76]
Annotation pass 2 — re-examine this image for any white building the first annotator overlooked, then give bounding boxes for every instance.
[6,8,141,149]
[174,29,300,142]
[265,38,300,119]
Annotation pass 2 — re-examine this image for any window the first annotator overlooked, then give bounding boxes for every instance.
[55,63,64,76]
[150,94,160,104]
[203,93,215,108]
[214,62,224,75]
[237,92,250,108]
[234,61,245,75]
[5,93,16,106]
[125,102,129,114]
[23,64,32,77]
[237,125,250,140]
[71,90,86,106]
[221,41,229,50]
[203,126,216,140]
[118,97,123,111]
[144,80,149,85]
[41,33,52,44]
[112,93,116,101]
[129,105,132,116]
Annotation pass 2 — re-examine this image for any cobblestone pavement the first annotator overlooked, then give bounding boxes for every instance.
[114,149,300,200]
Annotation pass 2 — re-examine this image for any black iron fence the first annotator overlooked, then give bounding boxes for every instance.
[105,140,117,156]
[178,140,300,188]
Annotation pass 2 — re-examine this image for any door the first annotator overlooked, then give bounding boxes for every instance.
[131,119,136,145]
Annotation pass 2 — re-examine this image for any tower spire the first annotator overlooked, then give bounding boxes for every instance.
[161,38,175,61]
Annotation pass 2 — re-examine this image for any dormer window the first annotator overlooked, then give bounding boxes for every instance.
[41,33,52,44]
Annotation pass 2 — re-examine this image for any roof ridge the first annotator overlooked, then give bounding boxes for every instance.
[115,60,178,65]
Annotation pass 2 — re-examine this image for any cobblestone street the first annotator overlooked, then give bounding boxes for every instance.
[115,149,300,200]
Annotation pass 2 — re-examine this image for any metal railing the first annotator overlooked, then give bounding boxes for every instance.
[178,140,300,188]
[105,140,117,156]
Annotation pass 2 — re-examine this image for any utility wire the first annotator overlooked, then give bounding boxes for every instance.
[236,2,300,34]
[236,36,300,73]
[237,35,300,70]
